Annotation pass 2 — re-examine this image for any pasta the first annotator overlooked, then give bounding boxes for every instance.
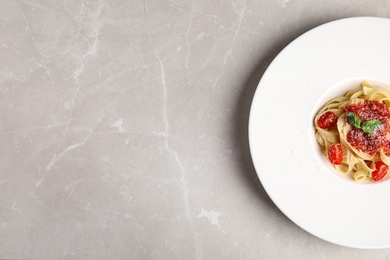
[314,81,390,182]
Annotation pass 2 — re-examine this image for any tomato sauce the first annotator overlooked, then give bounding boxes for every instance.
[345,101,390,155]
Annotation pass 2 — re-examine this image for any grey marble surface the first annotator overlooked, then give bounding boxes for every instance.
[2,0,390,259]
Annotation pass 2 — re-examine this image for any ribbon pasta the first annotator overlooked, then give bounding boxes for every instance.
[314,81,390,182]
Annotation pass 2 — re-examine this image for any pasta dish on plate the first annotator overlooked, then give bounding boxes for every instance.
[314,81,390,182]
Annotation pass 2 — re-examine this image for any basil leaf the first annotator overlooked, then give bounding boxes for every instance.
[362,120,382,134]
[346,111,361,129]
[366,172,370,178]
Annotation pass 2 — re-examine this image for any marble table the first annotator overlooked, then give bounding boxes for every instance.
[2,0,390,259]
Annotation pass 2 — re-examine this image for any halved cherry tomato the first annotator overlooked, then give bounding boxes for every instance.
[372,161,388,181]
[328,144,343,165]
[317,111,338,130]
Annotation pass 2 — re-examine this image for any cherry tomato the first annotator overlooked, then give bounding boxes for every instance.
[317,111,338,130]
[328,144,343,165]
[372,161,388,181]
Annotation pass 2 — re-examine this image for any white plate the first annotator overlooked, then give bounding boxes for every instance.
[249,17,390,249]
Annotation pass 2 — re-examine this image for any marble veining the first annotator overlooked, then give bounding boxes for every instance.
[2,0,390,259]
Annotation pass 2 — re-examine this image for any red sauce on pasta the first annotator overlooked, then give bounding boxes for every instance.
[345,101,390,155]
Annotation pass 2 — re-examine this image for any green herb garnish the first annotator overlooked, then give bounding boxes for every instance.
[361,120,382,134]
[366,171,371,178]
[346,111,361,129]
[346,111,382,134]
